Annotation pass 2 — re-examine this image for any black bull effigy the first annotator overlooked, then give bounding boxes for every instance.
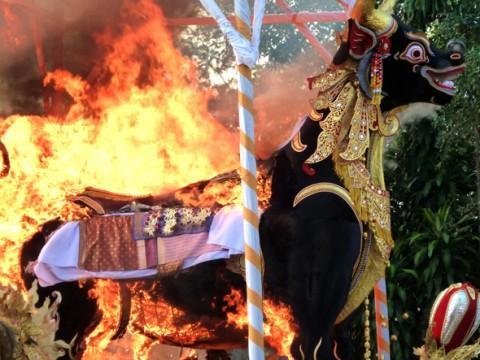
[20,0,466,359]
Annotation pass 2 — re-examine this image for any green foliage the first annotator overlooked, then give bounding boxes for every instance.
[399,0,453,28]
[385,118,480,358]
[427,2,480,46]
[385,1,480,358]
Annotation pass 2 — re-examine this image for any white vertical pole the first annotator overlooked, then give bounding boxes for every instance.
[234,1,264,358]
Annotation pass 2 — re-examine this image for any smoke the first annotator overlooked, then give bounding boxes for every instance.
[0,0,121,115]
[207,54,326,160]
[1,0,333,159]
[254,54,326,159]
[0,0,202,116]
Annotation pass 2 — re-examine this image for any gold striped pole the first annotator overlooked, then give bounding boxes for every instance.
[235,1,264,358]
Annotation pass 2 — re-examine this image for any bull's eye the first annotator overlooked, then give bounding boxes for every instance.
[400,42,429,64]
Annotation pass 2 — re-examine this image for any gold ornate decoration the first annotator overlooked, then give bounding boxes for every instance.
[414,332,480,360]
[303,66,401,323]
[352,0,397,34]
[364,297,372,360]
[379,108,402,136]
[0,281,71,359]
[291,132,307,153]
[309,109,325,121]
[293,182,356,212]
[340,89,372,161]
[309,68,351,93]
[305,81,357,164]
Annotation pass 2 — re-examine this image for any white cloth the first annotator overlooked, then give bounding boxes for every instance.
[34,205,246,287]
[198,0,265,68]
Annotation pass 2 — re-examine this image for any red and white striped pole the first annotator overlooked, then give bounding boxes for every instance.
[374,278,391,360]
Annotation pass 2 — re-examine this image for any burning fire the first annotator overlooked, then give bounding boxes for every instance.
[130,287,215,344]
[223,289,297,358]
[0,0,237,283]
[0,0,240,356]
[0,0,296,358]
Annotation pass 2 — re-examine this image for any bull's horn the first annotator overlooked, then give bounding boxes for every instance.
[352,0,395,34]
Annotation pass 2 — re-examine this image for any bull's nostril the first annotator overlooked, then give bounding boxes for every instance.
[447,39,466,54]
[450,53,462,61]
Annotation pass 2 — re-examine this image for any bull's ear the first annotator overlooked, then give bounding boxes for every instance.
[348,20,377,60]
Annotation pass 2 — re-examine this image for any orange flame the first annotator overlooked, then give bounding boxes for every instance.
[223,289,297,358]
[0,0,237,281]
[0,0,239,356]
[84,280,122,355]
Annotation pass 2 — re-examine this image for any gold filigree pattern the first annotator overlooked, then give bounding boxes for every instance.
[310,69,351,92]
[347,160,371,189]
[344,160,392,260]
[313,95,329,111]
[340,90,372,161]
[305,82,357,164]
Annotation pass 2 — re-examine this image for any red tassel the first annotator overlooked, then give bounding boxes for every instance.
[302,163,316,176]
[370,37,391,106]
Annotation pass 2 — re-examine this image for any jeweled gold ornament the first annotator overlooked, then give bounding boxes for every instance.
[414,283,480,360]
[429,283,480,352]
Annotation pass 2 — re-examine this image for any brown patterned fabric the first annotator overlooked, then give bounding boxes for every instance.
[68,186,173,215]
[79,215,138,271]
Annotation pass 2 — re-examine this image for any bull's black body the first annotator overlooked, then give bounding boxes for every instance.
[20,10,465,360]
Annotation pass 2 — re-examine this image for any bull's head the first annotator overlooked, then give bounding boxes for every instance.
[334,0,466,111]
